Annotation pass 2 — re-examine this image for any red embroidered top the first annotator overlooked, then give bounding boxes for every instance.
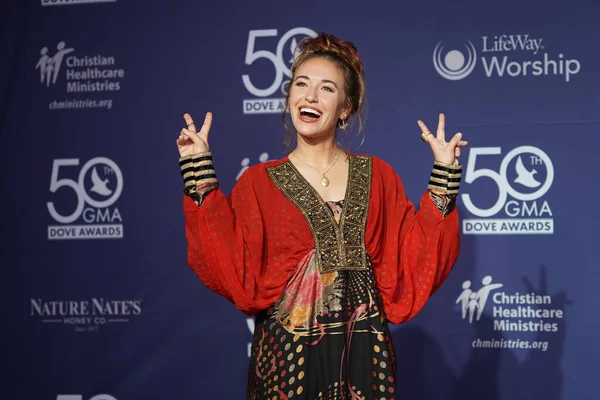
[183,154,460,324]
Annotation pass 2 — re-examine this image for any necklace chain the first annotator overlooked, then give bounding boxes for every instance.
[292,150,342,187]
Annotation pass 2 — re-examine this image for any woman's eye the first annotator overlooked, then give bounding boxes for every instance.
[321,86,334,92]
[295,81,307,87]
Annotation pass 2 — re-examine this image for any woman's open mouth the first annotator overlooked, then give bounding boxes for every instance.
[298,107,322,122]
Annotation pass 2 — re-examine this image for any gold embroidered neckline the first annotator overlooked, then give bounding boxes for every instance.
[267,154,372,273]
[285,155,351,227]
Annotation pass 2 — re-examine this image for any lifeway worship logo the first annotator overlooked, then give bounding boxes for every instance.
[36,41,125,110]
[47,157,124,240]
[242,27,317,114]
[433,34,581,82]
[461,146,554,235]
[31,298,142,333]
[456,276,564,334]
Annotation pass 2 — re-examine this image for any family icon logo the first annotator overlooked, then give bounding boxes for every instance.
[456,276,504,323]
[36,42,74,86]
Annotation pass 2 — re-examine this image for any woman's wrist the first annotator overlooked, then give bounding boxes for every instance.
[179,151,219,205]
[428,160,462,195]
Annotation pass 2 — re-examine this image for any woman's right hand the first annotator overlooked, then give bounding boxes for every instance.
[177,112,212,157]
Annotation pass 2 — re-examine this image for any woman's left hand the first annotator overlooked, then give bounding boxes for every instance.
[418,113,468,165]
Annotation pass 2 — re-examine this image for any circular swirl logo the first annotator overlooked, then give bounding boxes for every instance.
[433,40,477,81]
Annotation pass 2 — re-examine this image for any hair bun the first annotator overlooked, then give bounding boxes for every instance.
[298,33,364,79]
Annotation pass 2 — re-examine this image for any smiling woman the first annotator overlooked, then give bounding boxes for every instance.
[283,34,365,151]
[176,32,468,399]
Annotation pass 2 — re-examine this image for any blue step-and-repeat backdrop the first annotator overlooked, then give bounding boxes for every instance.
[2,0,598,399]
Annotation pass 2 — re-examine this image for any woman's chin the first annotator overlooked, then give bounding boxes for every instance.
[294,126,335,141]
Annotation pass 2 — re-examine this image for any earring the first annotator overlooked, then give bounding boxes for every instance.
[338,117,348,131]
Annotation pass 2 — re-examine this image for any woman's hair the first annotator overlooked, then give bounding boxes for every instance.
[282,32,366,149]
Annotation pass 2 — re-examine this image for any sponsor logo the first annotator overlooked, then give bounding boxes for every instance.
[42,0,116,6]
[242,28,317,114]
[456,272,565,352]
[433,40,477,80]
[36,42,124,110]
[47,157,124,240]
[31,298,142,333]
[461,146,554,235]
[434,34,580,82]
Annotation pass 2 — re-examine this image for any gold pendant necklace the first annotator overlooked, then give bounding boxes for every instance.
[292,150,342,187]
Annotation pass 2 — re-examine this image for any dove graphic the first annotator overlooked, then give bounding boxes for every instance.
[90,167,113,196]
[513,156,541,188]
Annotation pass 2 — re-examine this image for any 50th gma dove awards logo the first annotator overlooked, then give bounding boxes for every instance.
[461,146,554,235]
[242,27,317,114]
[433,34,581,82]
[47,157,124,240]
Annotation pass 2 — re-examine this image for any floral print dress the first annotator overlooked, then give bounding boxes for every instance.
[247,200,398,400]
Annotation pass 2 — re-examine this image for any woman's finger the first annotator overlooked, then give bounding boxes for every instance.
[448,132,463,147]
[436,113,446,142]
[183,113,197,133]
[198,112,213,139]
[417,120,433,142]
[181,128,203,146]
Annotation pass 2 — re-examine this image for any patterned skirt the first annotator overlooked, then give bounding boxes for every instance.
[246,240,398,400]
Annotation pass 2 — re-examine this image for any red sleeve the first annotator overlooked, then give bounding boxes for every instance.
[183,169,275,316]
[367,157,460,324]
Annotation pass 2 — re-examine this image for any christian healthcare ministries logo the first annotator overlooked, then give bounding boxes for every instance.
[455,275,564,334]
[242,27,317,114]
[47,157,124,240]
[31,298,142,333]
[433,34,581,82]
[461,146,554,235]
[36,41,125,110]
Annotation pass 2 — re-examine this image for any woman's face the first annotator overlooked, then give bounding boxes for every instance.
[288,57,349,140]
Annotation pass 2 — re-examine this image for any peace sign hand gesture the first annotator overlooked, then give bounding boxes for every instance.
[177,112,212,157]
[418,113,468,165]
